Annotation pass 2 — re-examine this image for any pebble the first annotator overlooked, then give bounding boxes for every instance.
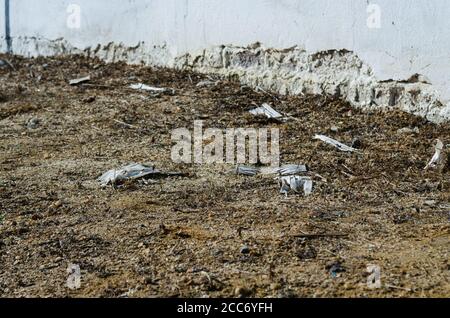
[173,264,188,273]
[39,263,59,271]
[27,118,40,129]
[328,261,346,278]
[50,200,63,210]
[270,283,281,291]
[330,125,339,133]
[424,200,437,207]
[83,96,96,103]
[240,245,250,254]
[143,276,156,285]
[397,127,420,135]
[234,286,253,297]
[351,137,363,149]
[343,282,353,290]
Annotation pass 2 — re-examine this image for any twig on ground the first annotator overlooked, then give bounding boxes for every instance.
[293,233,349,239]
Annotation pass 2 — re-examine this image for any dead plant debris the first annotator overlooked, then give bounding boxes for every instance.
[0,54,449,298]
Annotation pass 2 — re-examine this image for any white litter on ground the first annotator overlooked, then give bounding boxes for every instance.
[236,164,308,176]
[249,103,285,120]
[279,176,313,197]
[69,76,91,85]
[98,163,185,187]
[235,165,260,176]
[196,80,219,88]
[273,164,308,176]
[314,134,359,153]
[130,83,173,94]
[98,163,160,186]
[425,139,445,170]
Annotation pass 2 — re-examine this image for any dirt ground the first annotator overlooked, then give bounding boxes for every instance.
[0,54,449,298]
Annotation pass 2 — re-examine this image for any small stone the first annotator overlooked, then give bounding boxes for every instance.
[240,245,250,254]
[142,248,151,257]
[330,125,339,133]
[234,286,253,298]
[27,118,40,129]
[343,282,353,290]
[270,283,281,291]
[83,96,96,103]
[424,200,437,207]
[143,276,156,285]
[351,138,363,149]
[0,59,13,70]
[49,201,63,211]
[397,127,420,135]
[39,263,59,270]
[173,264,187,273]
[327,261,346,278]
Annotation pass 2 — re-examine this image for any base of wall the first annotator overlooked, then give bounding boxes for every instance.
[176,44,450,124]
[2,37,449,124]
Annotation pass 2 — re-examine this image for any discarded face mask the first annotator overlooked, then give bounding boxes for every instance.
[249,103,286,121]
[130,83,174,95]
[98,163,183,187]
[314,135,359,153]
[279,176,313,197]
[425,139,446,170]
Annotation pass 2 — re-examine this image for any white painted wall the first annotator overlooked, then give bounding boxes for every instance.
[0,0,4,39]
[2,0,450,103]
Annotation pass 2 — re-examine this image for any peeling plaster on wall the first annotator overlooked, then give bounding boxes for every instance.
[175,43,450,123]
[2,36,449,124]
[0,36,172,66]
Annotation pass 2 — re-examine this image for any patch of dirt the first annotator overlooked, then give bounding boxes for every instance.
[0,54,449,298]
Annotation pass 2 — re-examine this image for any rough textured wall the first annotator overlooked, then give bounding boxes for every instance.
[1,0,450,122]
[176,44,448,123]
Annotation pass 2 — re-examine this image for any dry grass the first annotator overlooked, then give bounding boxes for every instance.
[0,54,449,298]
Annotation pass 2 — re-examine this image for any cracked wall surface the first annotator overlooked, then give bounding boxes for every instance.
[175,44,450,123]
[0,37,172,67]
